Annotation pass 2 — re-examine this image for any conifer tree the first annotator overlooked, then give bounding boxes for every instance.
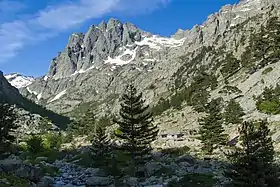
[0,104,18,157]
[199,98,227,154]
[224,99,245,124]
[90,126,111,167]
[81,109,96,135]
[225,121,280,187]
[114,84,159,176]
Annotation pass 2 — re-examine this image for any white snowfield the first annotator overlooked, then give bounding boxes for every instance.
[48,89,67,103]
[135,35,186,51]
[104,47,138,66]
[5,73,34,89]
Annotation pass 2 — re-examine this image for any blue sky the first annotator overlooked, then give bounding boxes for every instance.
[0,0,239,77]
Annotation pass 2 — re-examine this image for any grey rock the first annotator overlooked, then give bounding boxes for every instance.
[37,176,54,187]
[145,162,164,177]
[0,158,43,182]
[175,155,196,165]
[85,176,113,186]
[272,131,280,143]
[123,177,139,187]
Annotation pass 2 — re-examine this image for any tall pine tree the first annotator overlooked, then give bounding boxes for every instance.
[114,84,159,176]
[90,126,111,164]
[224,99,245,124]
[0,104,18,157]
[199,98,228,154]
[225,121,280,187]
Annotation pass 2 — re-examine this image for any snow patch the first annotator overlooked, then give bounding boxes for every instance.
[27,87,38,96]
[104,47,137,66]
[49,90,67,103]
[110,65,116,71]
[135,35,185,50]
[71,65,96,76]
[233,15,241,20]
[5,73,34,89]
[143,59,156,62]
[239,8,251,12]
[142,62,148,66]
[135,67,142,72]
[43,75,49,81]
[37,93,42,100]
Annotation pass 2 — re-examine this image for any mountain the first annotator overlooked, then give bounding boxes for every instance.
[0,71,70,131]
[17,0,280,148]
[4,73,35,89]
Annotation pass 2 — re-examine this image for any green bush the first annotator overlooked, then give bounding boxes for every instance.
[152,97,171,116]
[256,85,280,114]
[262,67,273,75]
[43,133,63,150]
[26,135,44,154]
[257,100,280,115]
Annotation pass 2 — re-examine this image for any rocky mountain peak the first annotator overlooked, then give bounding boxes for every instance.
[45,18,180,80]
[4,73,34,89]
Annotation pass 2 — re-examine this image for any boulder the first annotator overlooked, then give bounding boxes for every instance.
[84,168,106,177]
[14,164,43,182]
[145,162,164,177]
[37,176,54,187]
[123,177,139,187]
[0,158,43,182]
[85,176,113,186]
[175,155,196,165]
[0,158,23,173]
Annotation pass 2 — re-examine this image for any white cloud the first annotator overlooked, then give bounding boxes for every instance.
[0,0,172,63]
[35,0,118,30]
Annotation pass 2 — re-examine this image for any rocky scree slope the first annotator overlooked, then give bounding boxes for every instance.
[16,0,280,145]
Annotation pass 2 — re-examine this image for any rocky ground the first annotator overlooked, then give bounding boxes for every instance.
[0,145,227,187]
